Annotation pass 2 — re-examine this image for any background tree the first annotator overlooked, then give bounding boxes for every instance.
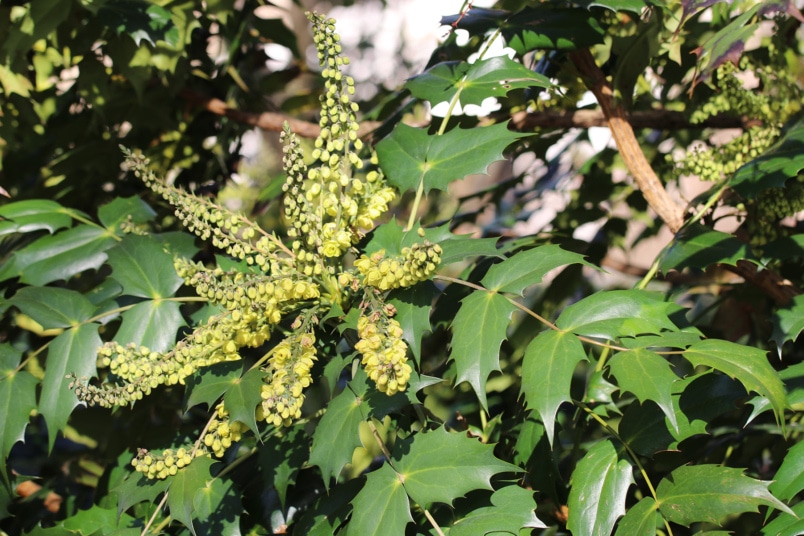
[3,0,804,535]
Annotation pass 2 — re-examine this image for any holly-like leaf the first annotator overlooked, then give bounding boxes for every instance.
[521,330,587,447]
[106,234,184,298]
[392,426,520,507]
[8,286,97,330]
[114,472,170,517]
[500,7,606,53]
[40,323,102,450]
[0,225,116,285]
[450,485,545,535]
[168,457,215,535]
[684,339,787,425]
[193,473,241,535]
[761,501,804,536]
[185,361,243,411]
[0,199,72,236]
[97,196,156,230]
[406,56,552,106]
[772,294,804,348]
[450,290,517,411]
[567,439,633,536]
[607,349,680,433]
[376,122,526,194]
[655,465,794,526]
[309,386,365,487]
[438,234,502,265]
[389,283,436,364]
[660,224,754,272]
[0,345,37,460]
[769,440,804,501]
[555,290,679,340]
[222,367,265,434]
[481,244,594,295]
[731,117,804,197]
[114,300,185,353]
[62,505,137,533]
[259,426,308,509]
[345,463,412,536]
[613,497,659,536]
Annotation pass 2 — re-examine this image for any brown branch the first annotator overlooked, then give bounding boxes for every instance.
[510,109,760,131]
[569,48,686,233]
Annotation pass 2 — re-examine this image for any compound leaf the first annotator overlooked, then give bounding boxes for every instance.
[376,122,526,194]
[556,290,678,340]
[684,339,787,425]
[392,426,520,507]
[346,463,411,536]
[608,349,680,433]
[406,56,552,106]
[521,330,587,447]
[450,290,517,411]
[168,457,214,536]
[309,386,365,488]
[106,234,184,298]
[656,465,794,526]
[567,439,633,536]
[450,485,545,535]
[40,323,101,451]
[481,244,594,295]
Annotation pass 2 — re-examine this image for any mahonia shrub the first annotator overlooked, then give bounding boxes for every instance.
[68,12,442,478]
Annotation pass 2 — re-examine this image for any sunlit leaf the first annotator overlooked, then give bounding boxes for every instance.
[376,122,526,194]
[406,56,552,106]
[222,367,265,434]
[481,244,594,295]
[106,234,184,298]
[769,440,804,501]
[772,294,804,348]
[114,472,170,517]
[389,283,436,364]
[0,199,72,236]
[521,330,587,447]
[97,196,156,230]
[168,457,214,535]
[578,0,651,14]
[185,361,243,411]
[114,300,184,353]
[450,290,517,411]
[450,485,546,535]
[193,473,241,535]
[613,497,659,536]
[567,440,633,536]
[608,349,680,432]
[656,465,794,526]
[392,426,520,507]
[62,505,137,533]
[309,386,365,487]
[660,224,754,271]
[346,464,411,536]
[761,501,804,536]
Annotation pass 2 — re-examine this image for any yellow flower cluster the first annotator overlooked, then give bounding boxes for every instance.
[355,242,443,291]
[355,308,411,395]
[203,402,246,458]
[259,332,317,427]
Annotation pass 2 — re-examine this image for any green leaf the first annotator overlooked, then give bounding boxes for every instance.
[660,224,754,272]
[438,234,502,265]
[97,196,156,230]
[481,244,594,295]
[769,440,804,501]
[450,290,517,411]
[405,56,552,106]
[772,294,804,348]
[259,426,308,509]
[567,439,634,536]
[8,286,97,330]
[0,199,72,236]
[0,345,37,459]
[185,361,243,411]
[346,463,412,536]
[193,473,241,535]
[309,385,365,487]
[389,283,436,364]
[656,465,794,526]
[98,1,178,47]
[684,339,787,424]
[607,349,680,432]
[114,300,185,353]
[392,426,520,507]
[222,367,265,434]
[762,501,804,536]
[0,225,116,285]
[113,472,170,516]
[40,324,102,450]
[62,504,137,533]
[578,0,650,14]
[168,457,215,535]
[450,485,545,535]
[293,479,362,535]
[376,122,526,193]
[106,234,184,298]
[556,290,679,340]
[613,497,659,536]
[521,330,587,447]
[501,7,606,53]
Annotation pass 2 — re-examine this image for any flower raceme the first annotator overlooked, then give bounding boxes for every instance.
[68,12,441,479]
